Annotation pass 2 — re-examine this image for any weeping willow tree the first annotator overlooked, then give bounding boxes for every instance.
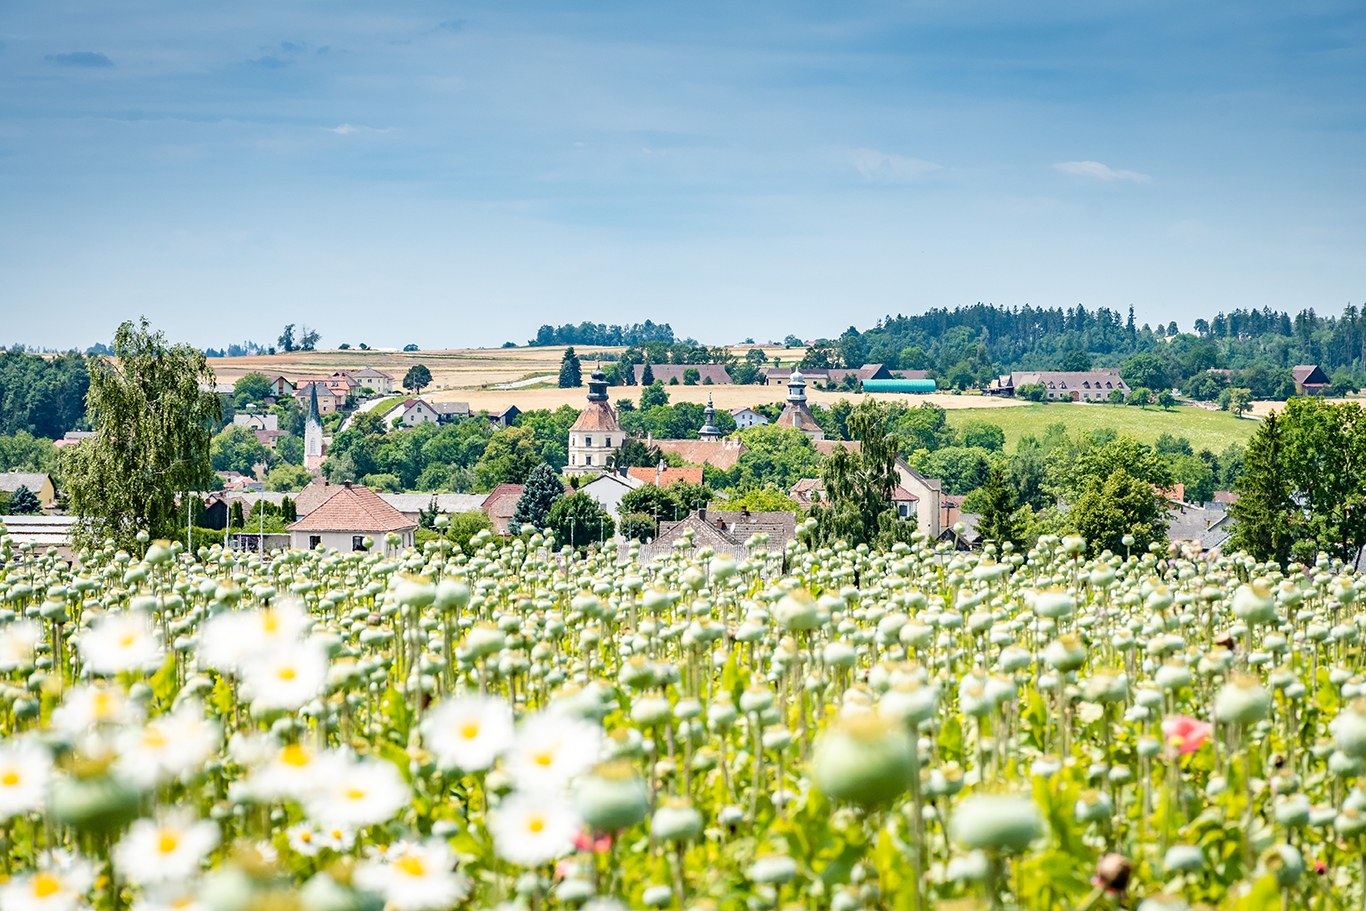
[60,318,221,549]
[808,398,916,549]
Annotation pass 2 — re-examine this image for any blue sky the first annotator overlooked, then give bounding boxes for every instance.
[1,1,1363,349]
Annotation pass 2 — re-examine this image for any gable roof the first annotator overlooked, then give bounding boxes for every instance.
[1008,370,1128,390]
[1293,365,1330,385]
[648,438,746,470]
[294,482,345,516]
[638,508,797,561]
[286,484,417,533]
[481,484,524,535]
[350,367,394,379]
[0,472,51,495]
[634,364,732,385]
[627,465,705,487]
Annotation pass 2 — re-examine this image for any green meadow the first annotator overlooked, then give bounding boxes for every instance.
[946,401,1260,452]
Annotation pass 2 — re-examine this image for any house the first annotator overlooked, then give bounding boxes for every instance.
[294,383,344,414]
[1292,365,1330,396]
[1167,504,1233,553]
[764,367,829,385]
[265,376,295,398]
[580,471,645,524]
[731,408,768,429]
[377,493,488,525]
[807,442,942,538]
[286,482,417,552]
[325,373,360,398]
[773,370,824,440]
[432,402,471,423]
[940,494,967,530]
[633,364,733,385]
[490,406,521,428]
[565,370,623,477]
[1212,491,1240,510]
[481,484,525,536]
[1157,483,1187,505]
[789,478,823,509]
[384,398,441,429]
[992,370,1128,402]
[940,514,983,550]
[637,507,797,561]
[647,437,747,471]
[0,515,77,560]
[350,367,395,395]
[627,464,706,487]
[0,472,57,509]
[233,413,286,449]
[216,471,263,492]
[53,431,95,449]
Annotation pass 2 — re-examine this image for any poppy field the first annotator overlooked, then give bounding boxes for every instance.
[1,522,1364,911]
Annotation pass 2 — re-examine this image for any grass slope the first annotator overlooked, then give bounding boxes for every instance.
[946,402,1258,452]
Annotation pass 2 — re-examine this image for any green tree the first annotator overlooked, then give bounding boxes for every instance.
[640,362,655,385]
[1156,390,1176,410]
[618,512,655,542]
[1068,468,1167,556]
[264,464,313,491]
[404,365,433,396]
[958,420,1005,451]
[722,486,800,513]
[445,510,495,556]
[808,399,913,548]
[548,491,614,549]
[683,367,700,385]
[1059,348,1092,371]
[1227,411,1296,564]
[1280,397,1366,563]
[1121,351,1170,391]
[474,426,542,489]
[912,446,993,495]
[559,348,583,388]
[606,437,661,471]
[299,326,321,351]
[234,372,271,407]
[350,410,388,437]
[211,425,271,476]
[512,462,565,533]
[60,319,221,548]
[1228,388,1252,418]
[7,485,40,515]
[640,382,669,409]
[230,500,245,528]
[1046,433,1173,505]
[975,466,1022,547]
[278,324,296,353]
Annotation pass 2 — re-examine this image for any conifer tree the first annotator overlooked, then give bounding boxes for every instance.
[7,485,40,515]
[1228,411,1295,565]
[975,466,1022,547]
[558,348,582,388]
[641,361,654,385]
[512,462,565,533]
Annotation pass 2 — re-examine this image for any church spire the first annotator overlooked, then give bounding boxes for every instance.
[699,394,720,441]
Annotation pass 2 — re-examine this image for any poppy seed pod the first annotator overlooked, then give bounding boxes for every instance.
[396,576,436,609]
[1163,844,1204,873]
[951,794,1043,854]
[1215,673,1271,726]
[650,799,703,842]
[1232,582,1277,626]
[434,579,470,612]
[812,712,914,806]
[575,760,649,832]
[1334,699,1366,758]
[775,590,820,632]
[1045,634,1087,672]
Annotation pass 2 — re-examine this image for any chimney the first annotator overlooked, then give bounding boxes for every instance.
[699,505,707,522]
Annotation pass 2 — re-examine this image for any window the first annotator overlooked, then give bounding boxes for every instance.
[605,437,611,446]
[352,536,365,551]
[586,455,593,466]
[899,503,909,517]
[585,436,592,446]
[309,535,321,550]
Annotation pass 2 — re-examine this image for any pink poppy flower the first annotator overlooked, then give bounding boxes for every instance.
[1161,715,1212,754]
[573,831,613,854]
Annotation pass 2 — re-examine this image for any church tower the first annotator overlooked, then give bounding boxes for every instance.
[565,369,623,476]
[699,394,720,442]
[775,369,824,440]
[304,383,326,472]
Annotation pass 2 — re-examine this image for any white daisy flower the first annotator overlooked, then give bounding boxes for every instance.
[114,812,220,886]
[0,620,42,671]
[354,838,471,911]
[51,684,144,733]
[115,700,220,788]
[504,713,603,792]
[0,854,95,911]
[0,738,53,819]
[131,884,209,911]
[198,602,310,673]
[286,823,324,857]
[421,695,514,772]
[489,791,582,867]
[79,611,162,676]
[314,825,357,853]
[304,755,410,831]
[243,742,328,802]
[239,638,328,712]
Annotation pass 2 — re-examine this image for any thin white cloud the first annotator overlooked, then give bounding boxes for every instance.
[843,147,942,182]
[328,124,391,135]
[1053,160,1150,182]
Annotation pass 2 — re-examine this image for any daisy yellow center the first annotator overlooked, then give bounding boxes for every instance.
[528,815,546,834]
[33,873,61,898]
[346,788,367,800]
[2,770,19,787]
[263,612,280,633]
[159,832,179,854]
[143,728,168,748]
[397,856,426,876]
[120,633,139,648]
[533,751,554,767]
[281,744,309,766]
[278,666,297,681]
[460,722,481,739]
[93,692,115,718]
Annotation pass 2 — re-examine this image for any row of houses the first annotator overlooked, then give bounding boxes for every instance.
[624,363,902,387]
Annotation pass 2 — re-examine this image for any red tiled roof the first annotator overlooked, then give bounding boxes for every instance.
[570,401,621,433]
[294,483,344,516]
[482,484,524,535]
[1213,490,1241,504]
[627,466,705,487]
[649,439,746,470]
[814,440,860,457]
[893,486,920,502]
[287,484,416,533]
